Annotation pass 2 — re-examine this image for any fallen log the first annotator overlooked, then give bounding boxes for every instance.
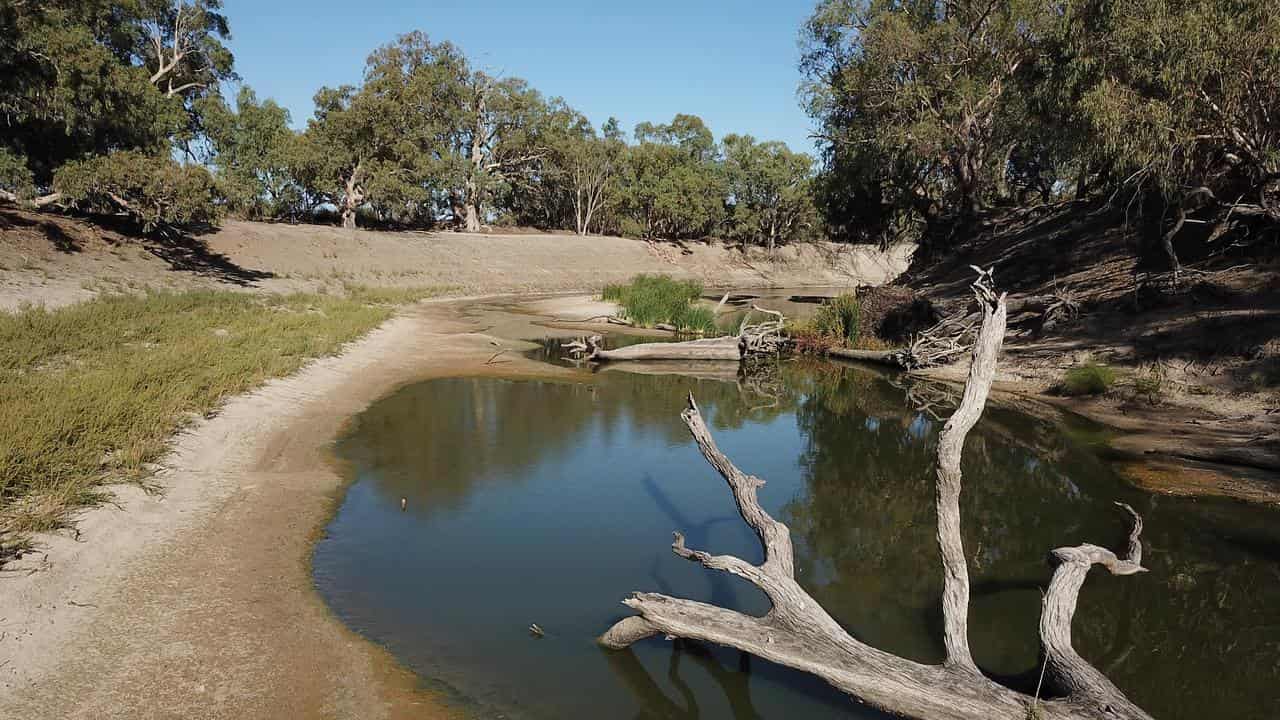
[572,304,789,363]
[826,346,904,366]
[599,269,1156,720]
[586,335,742,362]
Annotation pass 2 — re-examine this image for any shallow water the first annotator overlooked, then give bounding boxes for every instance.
[314,361,1280,719]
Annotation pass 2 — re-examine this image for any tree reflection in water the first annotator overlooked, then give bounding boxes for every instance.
[318,361,1280,720]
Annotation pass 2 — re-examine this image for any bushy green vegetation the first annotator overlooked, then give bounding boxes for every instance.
[802,0,1280,263]
[811,294,862,344]
[2,9,814,245]
[601,275,716,334]
[1057,363,1117,396]
[788,294,868,353]
[53,151,222,230]
[0,288,439,550]
[1,1,234,227]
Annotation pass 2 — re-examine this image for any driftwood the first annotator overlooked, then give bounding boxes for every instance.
[584,335,743,362]
[566,305,790,364]
[599,270,1155,720]
[826,346,903,366]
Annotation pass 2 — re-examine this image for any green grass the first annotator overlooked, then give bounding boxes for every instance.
[342,282,452,305]
[1057,362,1117,396]
[803,293,865,345]
[1131,365,1166,404]
[601,274,715,334]
[0,287,442,552]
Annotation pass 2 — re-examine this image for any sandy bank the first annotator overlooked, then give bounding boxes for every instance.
[0,298,578,719]
[0,208,912,311]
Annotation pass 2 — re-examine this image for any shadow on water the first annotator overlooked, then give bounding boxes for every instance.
[314,360,1280,720]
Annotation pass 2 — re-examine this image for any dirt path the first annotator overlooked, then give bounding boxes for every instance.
[0,298,578,719]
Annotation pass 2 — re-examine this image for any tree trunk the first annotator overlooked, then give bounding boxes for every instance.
[464,196,481,233]
[586,336,742,362]
[465,87,488,234]
[342,162,364,230]
[0,190,62,208]
[599,270,1156,720]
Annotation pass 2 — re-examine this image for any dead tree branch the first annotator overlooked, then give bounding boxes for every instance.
[599,270,1155,720]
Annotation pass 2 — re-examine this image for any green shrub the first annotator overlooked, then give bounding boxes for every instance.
[810,293,861,344]
[600,274,709,332]
[54,151,222,231]
[787,320,835,354]
[1058,363,1116,396]
[1132,366,1165,403]
[0,148,35,201]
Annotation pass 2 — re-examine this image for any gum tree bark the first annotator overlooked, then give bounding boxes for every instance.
[599,269,1156,720]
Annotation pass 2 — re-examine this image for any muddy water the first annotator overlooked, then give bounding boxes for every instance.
[314,361,1280,719]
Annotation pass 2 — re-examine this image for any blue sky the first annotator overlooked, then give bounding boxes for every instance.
[220,0,820,154]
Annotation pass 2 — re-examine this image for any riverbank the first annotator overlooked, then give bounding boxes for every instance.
[1,288,1274,718]
[0,297,591,718]
[0,206,909,312]
[895,201,1279,485]
[1,208,1274,717]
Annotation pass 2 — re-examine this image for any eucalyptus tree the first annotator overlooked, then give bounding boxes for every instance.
[299,32,464,228]
[199,87,303,220]
[449,71,559,232]
[634,114,718,165]
[540,117,626,235]
[722,134,817,249]
[136,0,236,101]
[0,0,233,225]
[618,114,727,240]
[801,0,1049,242]
[1043,0,1280,272]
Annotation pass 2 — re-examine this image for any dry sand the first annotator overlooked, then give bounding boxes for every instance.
[0,209,911,311]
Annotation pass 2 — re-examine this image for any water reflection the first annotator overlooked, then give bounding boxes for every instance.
[315,362,1280,719]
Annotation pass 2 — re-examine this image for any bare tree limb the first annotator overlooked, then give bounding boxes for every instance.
[0,190,62,207]
[1039,503,1154,720]
[598,270,1156,720]
[935,267,1005,671]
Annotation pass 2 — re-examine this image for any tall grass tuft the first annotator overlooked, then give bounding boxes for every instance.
[601,274,713,333]
[0,287,441,555]
[1057,363,1116,396]
[809,293,861,344]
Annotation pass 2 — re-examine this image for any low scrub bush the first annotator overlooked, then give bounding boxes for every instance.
[1057,363,1117,396]
[788,321,836,355]
[1131,365,1166,403]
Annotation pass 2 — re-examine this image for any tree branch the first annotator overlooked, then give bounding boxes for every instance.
[935,267,1005,671]
[1039,502,1153,719]
[598,270,1155,720]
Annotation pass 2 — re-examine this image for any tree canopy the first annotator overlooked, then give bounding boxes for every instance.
[8,0,1272,263]
[801,0,1280,264]
[1,9,816,246]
